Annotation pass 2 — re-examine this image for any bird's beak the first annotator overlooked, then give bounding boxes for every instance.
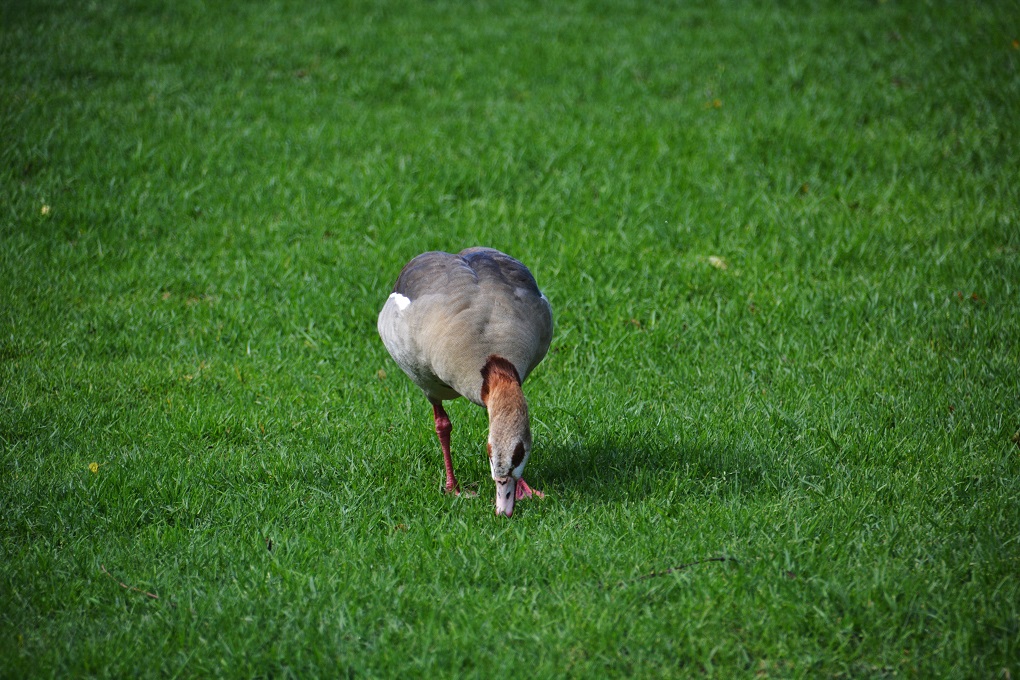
[494,476,516,517]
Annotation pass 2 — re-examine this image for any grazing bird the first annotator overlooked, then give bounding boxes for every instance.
[377,248,553,517]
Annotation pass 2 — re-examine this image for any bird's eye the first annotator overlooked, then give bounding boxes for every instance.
[511,442,525,468]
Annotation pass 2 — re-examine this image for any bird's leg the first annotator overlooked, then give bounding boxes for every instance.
[515,478,545,501]
[431,401,459,494]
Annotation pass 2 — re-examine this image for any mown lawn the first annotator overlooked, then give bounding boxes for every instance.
[2,0,1018,677]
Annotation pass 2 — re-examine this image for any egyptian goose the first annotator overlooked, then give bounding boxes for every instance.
[378,247,553,517]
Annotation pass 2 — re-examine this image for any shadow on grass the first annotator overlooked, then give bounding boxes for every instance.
[534,433,774,505]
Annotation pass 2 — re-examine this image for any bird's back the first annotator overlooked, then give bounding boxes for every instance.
[377,248,553,405]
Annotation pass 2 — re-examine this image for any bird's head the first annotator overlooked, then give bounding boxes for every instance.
[481,356,531,517]
[488,431,531,518]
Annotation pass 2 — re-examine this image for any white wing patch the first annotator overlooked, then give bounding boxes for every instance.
[389,292,411,311]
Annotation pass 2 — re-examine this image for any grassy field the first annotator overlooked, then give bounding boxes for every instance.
[2,0,1019,676]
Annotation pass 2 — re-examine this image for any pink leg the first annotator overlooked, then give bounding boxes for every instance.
[431,401,459,494]
[515,478,545,500]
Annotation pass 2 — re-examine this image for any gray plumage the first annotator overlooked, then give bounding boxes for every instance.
[377,247,553,406]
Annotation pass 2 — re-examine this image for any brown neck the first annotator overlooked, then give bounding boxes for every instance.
[480,356,530,439]
[480,355,520,404]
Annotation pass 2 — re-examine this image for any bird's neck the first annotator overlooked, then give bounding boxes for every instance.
[481,357,530,441]
[485,375,529,435]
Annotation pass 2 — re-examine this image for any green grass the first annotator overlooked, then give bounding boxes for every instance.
[2,0,1019,676]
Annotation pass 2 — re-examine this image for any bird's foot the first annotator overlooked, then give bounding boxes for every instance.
[444,480,478,497]
[515,478,545,501]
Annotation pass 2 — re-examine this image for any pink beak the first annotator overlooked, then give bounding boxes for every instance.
[494,477,516,517]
